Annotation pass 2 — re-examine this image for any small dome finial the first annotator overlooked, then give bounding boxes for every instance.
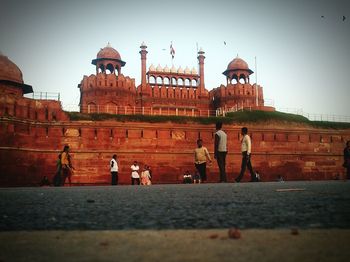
[107,42,112,47]
[140,41,147,49]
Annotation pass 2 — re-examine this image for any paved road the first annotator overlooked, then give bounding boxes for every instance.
[1,181,350,230]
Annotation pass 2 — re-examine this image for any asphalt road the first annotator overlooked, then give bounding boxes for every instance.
[1,181,350,230]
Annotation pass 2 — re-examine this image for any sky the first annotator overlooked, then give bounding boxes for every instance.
[0,0,349,116]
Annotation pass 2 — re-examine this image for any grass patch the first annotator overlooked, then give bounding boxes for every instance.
[225,110,310,123]
[66,112,231,125]
[66,110,350,129]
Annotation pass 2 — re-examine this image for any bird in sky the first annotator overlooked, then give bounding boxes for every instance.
[343,15,346,21]
[321,15,325,18]
[224,41,226,45]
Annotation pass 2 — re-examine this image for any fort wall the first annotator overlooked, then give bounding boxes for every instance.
[1,114,349,186]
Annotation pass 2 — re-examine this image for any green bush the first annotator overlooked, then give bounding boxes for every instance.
[65,110,350,129]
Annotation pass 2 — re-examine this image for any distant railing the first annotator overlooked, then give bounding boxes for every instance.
[24,92,60,101]
[277,108,350,123]
[216,98,275,116]
[63,104,218,117]
[61,103,350,123]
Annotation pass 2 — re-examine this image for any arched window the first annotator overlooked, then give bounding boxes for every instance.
[178,78,184,86]
[106,64,114,74]
[191,79,197,87]
[164,77,170,85]
[239,74,246,84]
[185,79,190,86]
[98,64,105,73]
[156,76,163,85]
[172,77,177,86]
[231,78,238,84]
[149,76,156,84]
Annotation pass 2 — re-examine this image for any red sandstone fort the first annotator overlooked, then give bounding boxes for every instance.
[0,43,349,186]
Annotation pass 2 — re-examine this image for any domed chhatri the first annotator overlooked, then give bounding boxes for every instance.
[0,54,33,94]
[92,43,126,75]
[224,56,253,74]
[222,56,253,85]
[0,54,24,84]
[96,43,122,61]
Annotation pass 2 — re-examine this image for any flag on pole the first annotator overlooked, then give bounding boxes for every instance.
[170,42,175,59]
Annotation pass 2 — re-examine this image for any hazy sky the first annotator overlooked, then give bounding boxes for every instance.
[1,0,349,115]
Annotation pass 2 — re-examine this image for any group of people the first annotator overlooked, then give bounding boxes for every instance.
[110,157,152,186]
[53,145,74,186]
[193,122,259,183]
[55,124,350,186]
[182,170,205,184]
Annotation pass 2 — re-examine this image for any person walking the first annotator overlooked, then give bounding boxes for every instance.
[214,122,227,182]
[235,127,257,182]
[194,139,212,182]
[53,153,62,187]
[61,145,74,186]
[344,141,350,180]
[110,154,119,185]
[131,161,140,185]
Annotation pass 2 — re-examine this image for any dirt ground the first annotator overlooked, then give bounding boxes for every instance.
[1,229,349,262]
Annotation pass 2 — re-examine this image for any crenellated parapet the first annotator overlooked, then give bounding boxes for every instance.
[80,73,135,90]
[210,82,265,110]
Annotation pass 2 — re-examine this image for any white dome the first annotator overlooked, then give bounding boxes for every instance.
[177,66,184,74]
[191,67,197,74]
[156,64,163,72]
[149,64,155,71]
[163,65,170,72]
[184,66,191,74]
[170,65,177,73]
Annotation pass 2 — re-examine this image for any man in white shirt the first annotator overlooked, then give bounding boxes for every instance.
[235,127,257,182]
[110,154,119,185]
[214,122,228,182]
[131,161,140,185]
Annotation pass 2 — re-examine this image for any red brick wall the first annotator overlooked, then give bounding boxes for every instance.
[0,116,349,186]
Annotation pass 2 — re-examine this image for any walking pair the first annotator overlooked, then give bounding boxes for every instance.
[214,122,257,183]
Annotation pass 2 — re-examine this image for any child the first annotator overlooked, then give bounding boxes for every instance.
[193,171,201,184]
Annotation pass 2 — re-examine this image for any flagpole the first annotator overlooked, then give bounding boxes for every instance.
[255,56,258,107]
[196,42,199,79]
[171,41,174,67]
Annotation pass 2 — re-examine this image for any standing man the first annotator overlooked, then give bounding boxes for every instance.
[214,122,227,182]
[110,154,119,185]
[344,141,350,180]
[194,139,212,182]
[235,127,257,182]
[131,161,140,185]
